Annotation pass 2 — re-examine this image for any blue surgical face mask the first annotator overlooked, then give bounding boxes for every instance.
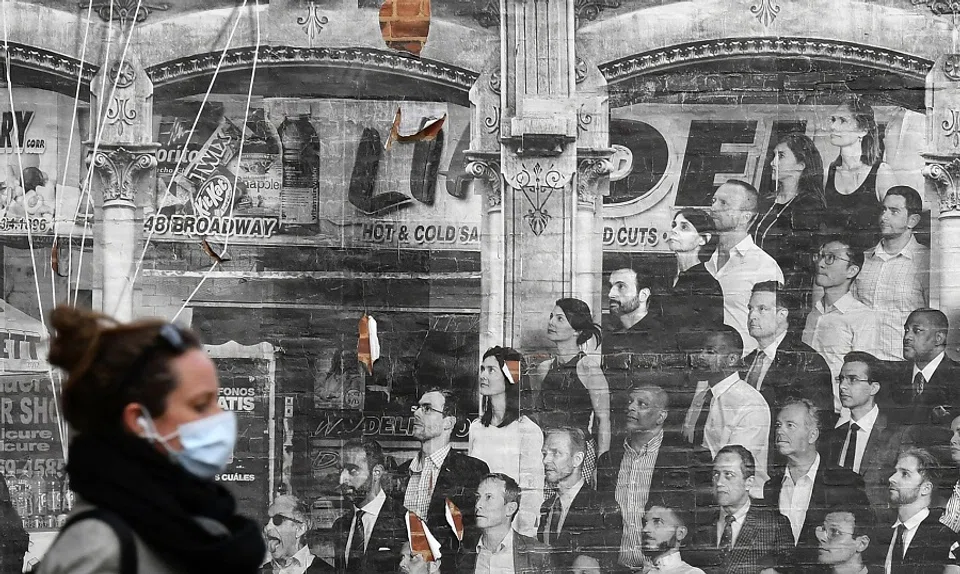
[139,410,237,480]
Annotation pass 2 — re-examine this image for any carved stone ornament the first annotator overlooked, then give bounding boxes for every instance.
[922,158,960,214]
[464,158,503,209]
[578,157,613,205]
[88,146,158,205]
[575,58,588,84]
[750,0,781,26]
[513,163,567,236]
[912,0,960,15]
[83,0,170,24]
[489,69,501,95]
[109,60,137,89]
[484,105,501,135]
[299,2,330,40]
[944,55,960,80]
[475,0,621,28]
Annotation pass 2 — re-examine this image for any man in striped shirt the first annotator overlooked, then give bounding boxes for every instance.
[597,384,712,570]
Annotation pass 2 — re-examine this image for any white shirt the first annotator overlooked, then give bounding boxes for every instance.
[779,454,821,543]
[912,351,945,392]
[557,478,585,532]
[276,544,316,574]
[802,293,881,410]
[835,405,879,473]
[475,529,515,574]
[345,489,387,564]
[649,551,706,574]
[683,372,771,496]
[706,235,784,356]
[751,331,787,391]
[717,501,752,548]
[885,508,930,574]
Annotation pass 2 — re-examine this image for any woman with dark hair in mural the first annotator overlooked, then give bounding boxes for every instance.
[660,207,724,333]
[824,94,896,244]
[468,346,544,538]
[35,305,266,574]
[751,132,828,303]
[531,298,611,486]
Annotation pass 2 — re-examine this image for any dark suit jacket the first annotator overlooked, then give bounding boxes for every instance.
[877,509,954,574]
[395,449,490,574]
[888,358,960,452]
[689,504,795,574]
[460,531,554,574]
[822,409,907,519]
[660,263,725,335]
[762,461,869,571]
[538,483,623,569]
[742,333,833,418]
[332,494,406,574]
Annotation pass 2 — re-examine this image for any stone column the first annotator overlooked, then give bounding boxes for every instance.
[923,54,960,353]
[87,53,158,321]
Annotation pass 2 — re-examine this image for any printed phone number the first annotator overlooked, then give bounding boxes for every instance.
[0,458,64,476]
[0,218,50,233]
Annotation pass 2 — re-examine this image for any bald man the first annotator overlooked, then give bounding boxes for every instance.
[706,179,784,356]
[597,384,712,569]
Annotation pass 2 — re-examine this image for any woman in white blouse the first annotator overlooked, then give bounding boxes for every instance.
[468,346,545,537]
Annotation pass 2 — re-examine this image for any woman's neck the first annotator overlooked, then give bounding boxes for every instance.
[555,339,580,361]
[676,251,700,273]
[774,179,799,203]
[488,392,507,426]
[839,145,863,168]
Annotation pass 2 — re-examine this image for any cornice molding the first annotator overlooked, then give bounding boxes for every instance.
[600,37,932,82]
[146,46,478,92]
[0,43,98,85]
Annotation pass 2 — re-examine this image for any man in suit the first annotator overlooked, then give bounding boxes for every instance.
[539,426,623,569]
[397,387,490,574]
[696,445,794,574]
[881,448,953,574]
[893,309,960,447]
[762,397,868,572]
[815,506,876,574]
[597,383,712,569]
[682,326,771,497]
[823,352,907,520]
[468,473,553,574]
[334,438,406,573]
[744,281,834,421]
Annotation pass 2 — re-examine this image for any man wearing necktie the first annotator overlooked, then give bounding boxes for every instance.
[882,448,952,574]
[334,439,406,574]
[823,352,907,523]
[538,426,622,570]
[700,445,793,574]
[895,310,960,451]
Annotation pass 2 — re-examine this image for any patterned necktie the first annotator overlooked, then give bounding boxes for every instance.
[841,422,860,470]
[546,495,562,544]
[913,372,926,398]
[941,482,960,532]
[719,513,735,551]
[892,524,906,568]
[693,387,714,447]
[746,352,769,390]
[348,508,365,566]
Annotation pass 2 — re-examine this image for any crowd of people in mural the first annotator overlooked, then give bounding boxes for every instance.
[0,92,956,574]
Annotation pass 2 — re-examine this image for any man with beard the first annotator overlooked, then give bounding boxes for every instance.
[603,267,678,369]
[262,495,333,573]
[815,506,875,574]
[881,448,952,574]
[643,496,706,574]
[705,180,783,356]
[397,388,489,574]
[333,438,406,573]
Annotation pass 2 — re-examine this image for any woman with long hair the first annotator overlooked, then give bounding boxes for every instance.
[661,207,724,332]
[468,346,544,537]
[532,298,611,486]
[752,132,828,299]
[824,94,895,242]
[36,305,266,574]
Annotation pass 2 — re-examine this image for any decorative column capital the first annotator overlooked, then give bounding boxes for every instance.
[577,153,614,207]
[922,154,960,216]
[87,144,160,207]
[464,152,503,210]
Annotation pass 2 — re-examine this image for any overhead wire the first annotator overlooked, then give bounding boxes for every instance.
[112,0,250,318]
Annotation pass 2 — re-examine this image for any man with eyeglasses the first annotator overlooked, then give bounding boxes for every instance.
[803,236,883,412]
[334,438,406,574]
[397,387,489,574]
[815,506,875,574]
[823,352,907,521]
[263,494,333,573]
[852,186,930,361]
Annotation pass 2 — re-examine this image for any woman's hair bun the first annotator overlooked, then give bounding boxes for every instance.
[48,305,112,375]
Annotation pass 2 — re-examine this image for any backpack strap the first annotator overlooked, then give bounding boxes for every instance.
[56,509,138,574]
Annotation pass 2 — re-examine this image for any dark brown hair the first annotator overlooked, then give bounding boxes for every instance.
[48,305,202,435]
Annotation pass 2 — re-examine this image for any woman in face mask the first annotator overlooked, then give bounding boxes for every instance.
[36,305,266,574]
